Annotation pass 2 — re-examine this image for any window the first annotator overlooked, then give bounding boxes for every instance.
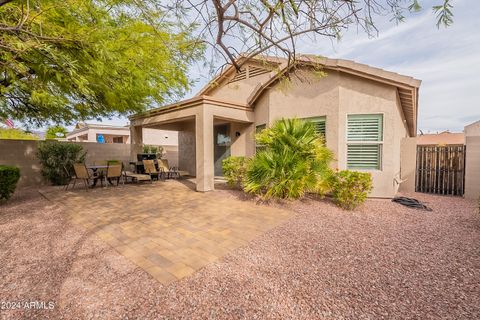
[112,136,123,144]
[255,124,266,153]
[347,114,383,170]
[304,116,326,140]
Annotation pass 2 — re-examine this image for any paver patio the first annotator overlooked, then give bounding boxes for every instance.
[41,180,291,284]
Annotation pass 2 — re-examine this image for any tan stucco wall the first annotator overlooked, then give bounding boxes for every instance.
[142,128,178,146]
[254,69,408,197]
[208,62,273,105]
[399,137,418,193]
[339,74,408,198]
[267,69,340,163]
[464,121,480,200]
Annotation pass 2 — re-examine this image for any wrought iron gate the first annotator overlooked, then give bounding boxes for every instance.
[415,145,466,196]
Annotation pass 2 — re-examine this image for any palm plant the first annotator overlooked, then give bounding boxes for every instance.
[244,118,334,200]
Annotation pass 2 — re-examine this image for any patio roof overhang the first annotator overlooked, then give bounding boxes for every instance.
[130,95,254,128]
[129,95,255,193]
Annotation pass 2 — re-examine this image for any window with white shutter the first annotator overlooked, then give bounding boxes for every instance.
[347,114,383,170]
[304,116,326,140]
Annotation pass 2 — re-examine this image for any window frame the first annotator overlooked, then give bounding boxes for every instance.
[112,136,124,144]
[255,123,266,153]
[346,113,384,171]
[303,116,327,142]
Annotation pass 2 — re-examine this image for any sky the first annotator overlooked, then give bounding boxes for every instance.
[67,0,479,133]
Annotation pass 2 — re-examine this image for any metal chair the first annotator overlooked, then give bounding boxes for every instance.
[69,163,97,191]
[142,160,161,181]
[105,163,123,186]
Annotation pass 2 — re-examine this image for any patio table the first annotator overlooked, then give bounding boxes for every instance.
[86,165,109,187]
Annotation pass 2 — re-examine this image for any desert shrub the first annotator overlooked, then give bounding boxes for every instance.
[331,170,373,210]
[0,165,20,201]
[222,156,248,188]
[244,118,334,200]
[37,141,86,185]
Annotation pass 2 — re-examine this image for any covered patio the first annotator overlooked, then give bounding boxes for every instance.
[130,96,255,191]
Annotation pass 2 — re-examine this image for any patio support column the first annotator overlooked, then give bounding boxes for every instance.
[130,125,143,161]
[195,109,214,192]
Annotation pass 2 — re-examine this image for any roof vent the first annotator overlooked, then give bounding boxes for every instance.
[228,65,270,84]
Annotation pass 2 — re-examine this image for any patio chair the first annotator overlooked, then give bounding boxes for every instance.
[142,160,162,180]
[123,163,152,184]
[158,159,180,179]
[105,163,123,186]
[69,163,98,191]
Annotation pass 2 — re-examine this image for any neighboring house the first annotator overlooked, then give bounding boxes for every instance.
[67,122,178,146]
[130,55,421,197]
[417,131,465,145]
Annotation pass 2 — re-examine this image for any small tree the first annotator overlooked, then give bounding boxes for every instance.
[37,141,86,185]
[45,125,68,139]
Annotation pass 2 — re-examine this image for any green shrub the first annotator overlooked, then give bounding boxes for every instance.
[331,170,373,210]
[244,118,334,200]
[222,156,248,188]
[0,165,20,201]
[37,141,86,185]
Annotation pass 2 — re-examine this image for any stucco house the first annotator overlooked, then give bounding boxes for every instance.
[67,122,178,146]
[130,55,421,197]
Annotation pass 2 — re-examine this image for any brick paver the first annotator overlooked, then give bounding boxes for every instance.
[42,180,291,284]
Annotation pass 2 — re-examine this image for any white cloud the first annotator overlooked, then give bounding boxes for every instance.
[296,0,480,132]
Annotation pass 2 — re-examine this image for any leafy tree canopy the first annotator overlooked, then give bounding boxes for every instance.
[0,0,203,126]
[45,125,67,139]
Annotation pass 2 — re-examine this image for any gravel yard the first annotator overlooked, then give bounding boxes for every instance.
[0,188,479,319]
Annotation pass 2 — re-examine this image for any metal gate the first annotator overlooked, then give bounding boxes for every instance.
[415,145,466,196]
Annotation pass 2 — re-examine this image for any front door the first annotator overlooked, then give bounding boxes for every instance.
[214,124,231,176]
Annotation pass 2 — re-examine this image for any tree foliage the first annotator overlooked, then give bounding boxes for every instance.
[0,165,20,202]
[45,125,67,139]
[244,118,334,200]
[0,0,203,126]
[330,170,373,210]
[0,127,38,139]
[37,141,86,185]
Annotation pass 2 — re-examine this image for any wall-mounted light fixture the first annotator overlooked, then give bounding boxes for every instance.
[235,131,241,137]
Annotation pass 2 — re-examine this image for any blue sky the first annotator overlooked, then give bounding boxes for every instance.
[75,0,480,133]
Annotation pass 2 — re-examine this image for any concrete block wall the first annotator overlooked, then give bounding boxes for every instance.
[0,139,178,188]
[0,140,45,187]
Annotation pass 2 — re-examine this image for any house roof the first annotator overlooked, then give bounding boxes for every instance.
[197,54,421,136]
[68,122,130,136]
[417,131,465,145]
